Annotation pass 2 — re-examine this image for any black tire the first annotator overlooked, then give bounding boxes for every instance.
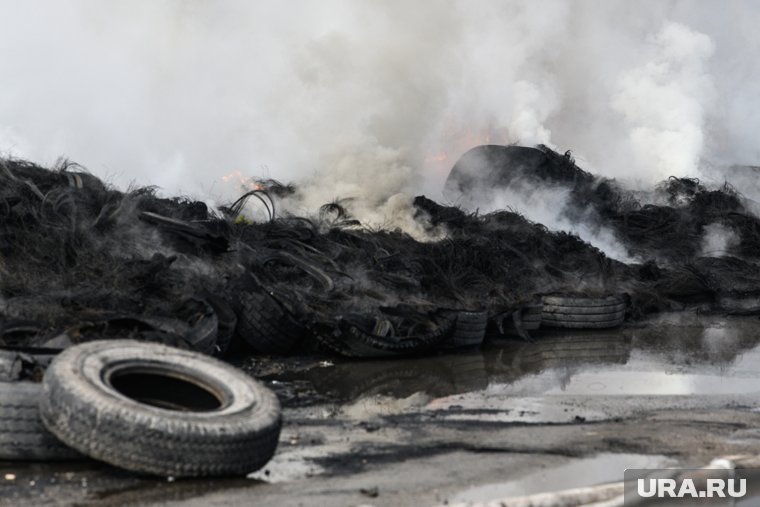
[39,340,282,477]
[235,290,304,355]
[324,317,455,358]
[181,300,219,356]
[542,295,624,307]
[204,294,237,356]
[524,304,543,314]
[541,295,626,329]
[0,382,81,461]
[0,352,22,381]
[542,303,627,316]
[542,310,625,322]
[447,311,487,349]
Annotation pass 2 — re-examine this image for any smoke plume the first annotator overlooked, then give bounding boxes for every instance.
[1,0,758,238]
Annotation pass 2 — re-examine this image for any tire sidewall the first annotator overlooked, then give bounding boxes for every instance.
[40,340,281,475]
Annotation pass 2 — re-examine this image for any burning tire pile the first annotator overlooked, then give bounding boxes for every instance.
[2,144,760,474]
[0,153,634,359]
[2,147,760,356]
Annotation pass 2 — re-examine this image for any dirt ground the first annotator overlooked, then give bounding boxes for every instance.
[2,312,760,507]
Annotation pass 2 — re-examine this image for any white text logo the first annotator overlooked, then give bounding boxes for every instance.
[637,478,746,498]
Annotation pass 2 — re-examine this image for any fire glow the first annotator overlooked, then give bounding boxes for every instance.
[425,125,510,179]
[222,170,265,191]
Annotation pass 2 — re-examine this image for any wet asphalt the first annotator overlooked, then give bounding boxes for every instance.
[3,312,760,506]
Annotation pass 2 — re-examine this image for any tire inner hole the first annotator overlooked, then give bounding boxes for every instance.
[109,369,223,412]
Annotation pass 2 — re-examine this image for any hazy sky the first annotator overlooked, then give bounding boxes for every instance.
[0,0,758,208]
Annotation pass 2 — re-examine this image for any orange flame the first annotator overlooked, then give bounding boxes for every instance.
[222,170,265,191]
[428,152,448,162]
[425,125,510,177]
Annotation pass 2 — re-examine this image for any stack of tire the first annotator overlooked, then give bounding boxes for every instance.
[445,311,488,349]
[541,294,627,329]
[0,340,282,477]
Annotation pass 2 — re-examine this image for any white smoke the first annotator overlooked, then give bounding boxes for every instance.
[464,179,636,263]
[0,0,758,236]
[611,22,715,186]
[700,223,739,257]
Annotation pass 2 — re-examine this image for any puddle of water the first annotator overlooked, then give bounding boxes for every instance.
[450,453,676,503]
[272,314,760,408]
[482,359,760,397]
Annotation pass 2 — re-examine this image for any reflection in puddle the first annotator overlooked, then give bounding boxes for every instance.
[450,453,675,503]
[269,314,760,407]
[5,314,759,506]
